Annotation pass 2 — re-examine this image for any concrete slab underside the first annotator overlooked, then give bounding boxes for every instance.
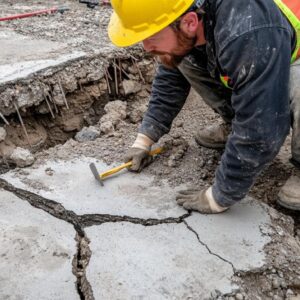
[0,189,79,300]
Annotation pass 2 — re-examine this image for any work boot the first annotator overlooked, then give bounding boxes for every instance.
[176,186,228,214]
[195,123,231,149]
[278,175,300,211]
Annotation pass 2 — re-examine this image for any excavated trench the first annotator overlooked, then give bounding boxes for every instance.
[0,54,155,169]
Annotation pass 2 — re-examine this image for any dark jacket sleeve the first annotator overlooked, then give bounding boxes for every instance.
[139,64,191,142]
[212,27,292,206]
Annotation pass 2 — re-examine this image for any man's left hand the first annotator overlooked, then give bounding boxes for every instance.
[176,187,228,214]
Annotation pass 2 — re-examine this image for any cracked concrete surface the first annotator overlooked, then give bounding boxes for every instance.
[0,189,79,300]
[85,222,235,299]
[185,200,272,271]
[1,157,187,219]
[0,156,281,299]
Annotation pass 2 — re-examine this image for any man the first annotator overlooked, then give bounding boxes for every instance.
[108,0,300,213]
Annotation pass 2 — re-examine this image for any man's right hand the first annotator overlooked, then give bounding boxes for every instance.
[123,147,153,172]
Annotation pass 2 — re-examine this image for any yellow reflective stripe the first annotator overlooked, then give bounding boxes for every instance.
[274,0,300,62]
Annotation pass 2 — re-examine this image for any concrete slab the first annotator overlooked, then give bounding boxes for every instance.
[0,29,85,84]
[186,199,272,271]
[1,157,186,219]
[85,222,235,299]
[0,189,79,300]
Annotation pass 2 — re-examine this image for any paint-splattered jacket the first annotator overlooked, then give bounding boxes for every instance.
[139,0,296,207]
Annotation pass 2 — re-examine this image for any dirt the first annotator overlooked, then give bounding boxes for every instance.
[0,1,300,299]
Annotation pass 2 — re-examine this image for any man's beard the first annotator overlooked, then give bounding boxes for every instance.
[154,29,197,69]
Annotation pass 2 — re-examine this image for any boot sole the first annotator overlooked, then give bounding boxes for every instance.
[195,137,226,150]
[277,198,300,211]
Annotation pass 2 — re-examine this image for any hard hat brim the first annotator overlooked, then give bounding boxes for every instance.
[108,0,196,47]
[108,12,152,47]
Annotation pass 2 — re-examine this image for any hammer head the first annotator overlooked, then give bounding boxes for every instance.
[89,163,104,186]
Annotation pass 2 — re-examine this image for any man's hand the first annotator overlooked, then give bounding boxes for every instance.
[123,147,153,172]
[176,187,228,214]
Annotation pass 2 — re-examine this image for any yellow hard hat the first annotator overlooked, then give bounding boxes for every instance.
[108,0,196,47]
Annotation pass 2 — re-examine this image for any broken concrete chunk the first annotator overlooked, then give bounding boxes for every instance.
[99,120,114,136]
[0,127,7,142]
[99,100,127,135]
[10,147,35,167]
[122,79,142,95]
[62,115,83,132]
[104,100,127,119]
[128,99,148,124]
[75,126,100,142]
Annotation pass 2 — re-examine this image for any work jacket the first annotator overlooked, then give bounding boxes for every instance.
[139,0,297,207]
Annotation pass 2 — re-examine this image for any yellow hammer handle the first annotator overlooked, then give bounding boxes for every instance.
[100,147,164,179]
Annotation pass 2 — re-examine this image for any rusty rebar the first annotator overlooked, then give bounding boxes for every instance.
[118,58,122,82]
[47,90,59,114]
[13,101,31,147]
[131,56,145,83]
[44,93,55,119]
[111,61,130,78]
[105,69,112,94]
[0,112,9,125]
[113,58,119,95]
[58,77,69,110]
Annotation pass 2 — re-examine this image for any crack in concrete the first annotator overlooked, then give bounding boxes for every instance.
[0,178,84,235]
[79,213,191,227]
[72,233,94,300]
[0,178,91,299]
[0,178,192,299]
[183,220,236,273]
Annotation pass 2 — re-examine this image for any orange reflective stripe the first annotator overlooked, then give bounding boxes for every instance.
[281,0,300,19]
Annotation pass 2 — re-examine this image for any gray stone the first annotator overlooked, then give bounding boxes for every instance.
[272,278,280,289]
[104,100,127,120]
[0,189,79,300]
[99,100,127,135]
[75,126,100,142]
[10,147,35,167]
[0,127,7,142]
[85,222,235,299]
[185,199,272,271]
[235,293,244,300]
[1,157,187,219]
[122,79,142,95]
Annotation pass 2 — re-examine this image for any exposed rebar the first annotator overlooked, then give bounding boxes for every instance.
[113,58,119,95]
[58,77,70,110]
[13,101,31,147]
[0,112,9,125]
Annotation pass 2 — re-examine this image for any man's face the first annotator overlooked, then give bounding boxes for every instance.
[142,23,197,68]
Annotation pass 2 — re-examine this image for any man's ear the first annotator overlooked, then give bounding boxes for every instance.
[180,12,199,34]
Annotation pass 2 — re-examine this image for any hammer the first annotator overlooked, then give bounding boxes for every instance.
[89,147,164,186]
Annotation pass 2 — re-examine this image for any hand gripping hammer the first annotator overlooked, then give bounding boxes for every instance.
[89,147,164,186]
